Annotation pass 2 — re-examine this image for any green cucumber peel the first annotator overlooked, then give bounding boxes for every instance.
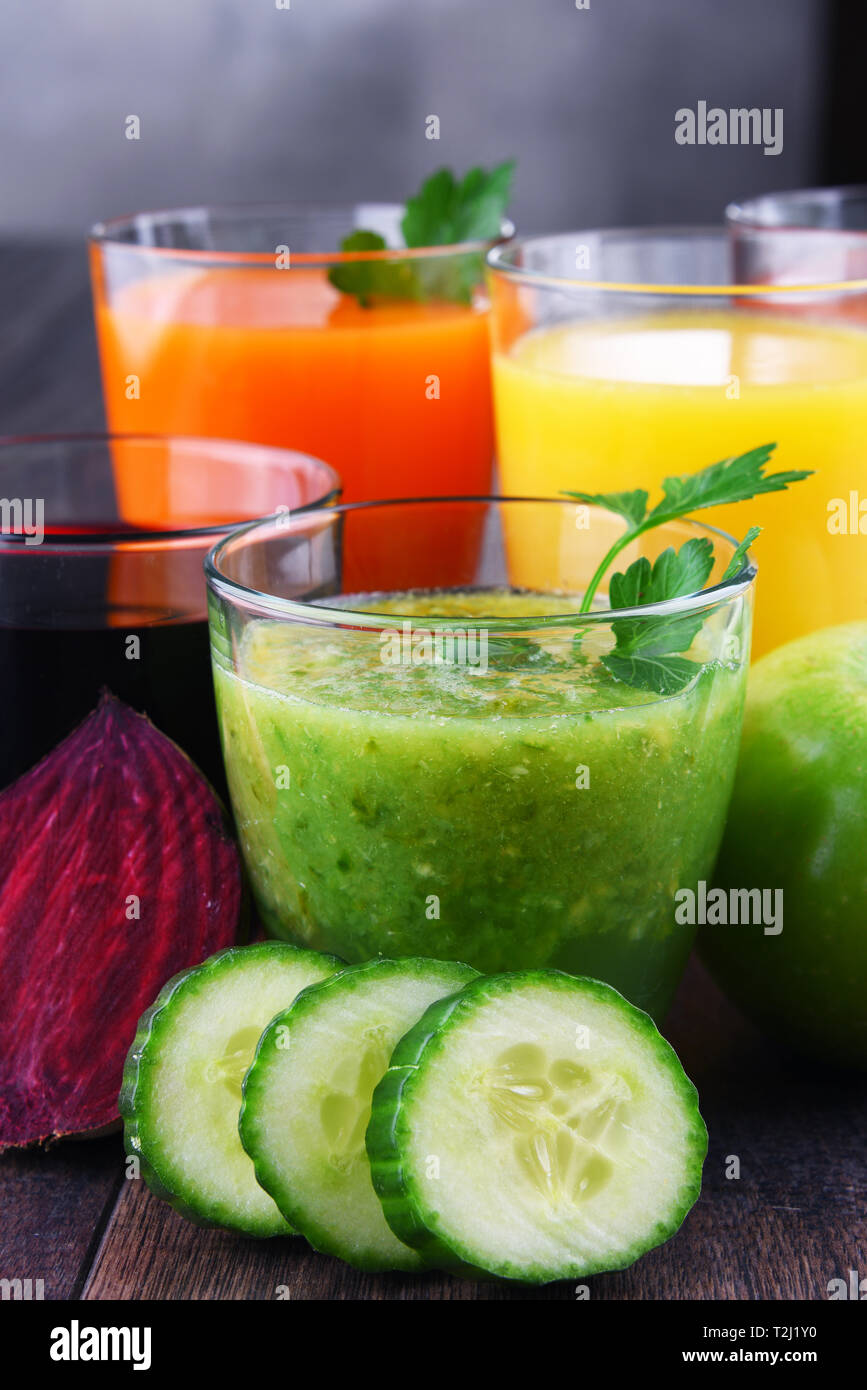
[120,941,342,1237]
[366,969,708,1284]
[239,956,479,1270]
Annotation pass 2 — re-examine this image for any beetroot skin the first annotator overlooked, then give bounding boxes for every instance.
[0,695,243,1149]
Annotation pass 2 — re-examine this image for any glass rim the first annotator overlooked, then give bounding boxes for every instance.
[726,184,867,232]
[89,201,515,267]
[0,431,341,550]
[205,494,757,630]
[486,225,867,297]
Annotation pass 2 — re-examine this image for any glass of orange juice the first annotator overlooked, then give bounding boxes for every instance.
[90,204,500,509]
[487,229,867,657]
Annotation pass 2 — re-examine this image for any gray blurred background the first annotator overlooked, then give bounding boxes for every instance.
[0,0,841,238]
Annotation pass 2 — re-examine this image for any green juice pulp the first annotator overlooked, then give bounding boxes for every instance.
[211,589,747,1019]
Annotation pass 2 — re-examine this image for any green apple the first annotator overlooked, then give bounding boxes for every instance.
[700,621,867,1068]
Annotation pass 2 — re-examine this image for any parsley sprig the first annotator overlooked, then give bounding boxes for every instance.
[561,444,811,695]
[328,161,515,307]
[566,444,806,615]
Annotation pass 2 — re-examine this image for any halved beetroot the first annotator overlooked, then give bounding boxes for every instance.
[0,695,243,1150]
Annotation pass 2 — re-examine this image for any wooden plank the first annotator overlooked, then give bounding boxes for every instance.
[83,1181,566,1301]
[0,1136,124,1300]
[83,1163,861,1302]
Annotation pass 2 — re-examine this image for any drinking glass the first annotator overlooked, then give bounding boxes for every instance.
[487,229,867,656]
[727,184,867,290]
[207,495,754,1019]
[90,204,504,516]
[0,434,338,790]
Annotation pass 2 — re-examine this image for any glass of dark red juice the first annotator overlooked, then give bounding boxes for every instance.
[0,434,339,791]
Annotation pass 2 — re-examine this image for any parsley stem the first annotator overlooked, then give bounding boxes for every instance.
[578,531,637,614]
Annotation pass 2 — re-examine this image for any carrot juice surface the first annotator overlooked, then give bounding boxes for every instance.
[93,261,495,507]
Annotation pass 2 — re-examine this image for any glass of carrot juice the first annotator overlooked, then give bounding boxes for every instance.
[90,204,500,512]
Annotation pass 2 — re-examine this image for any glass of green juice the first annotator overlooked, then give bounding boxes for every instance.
[206,497,755,1020]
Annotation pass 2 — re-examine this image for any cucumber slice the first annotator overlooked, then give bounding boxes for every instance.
[366,970,707,1283]
[240,957,478,1269]
[120,941,342,1236]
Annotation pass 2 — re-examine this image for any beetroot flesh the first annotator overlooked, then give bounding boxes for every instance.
[0,695,242,1150]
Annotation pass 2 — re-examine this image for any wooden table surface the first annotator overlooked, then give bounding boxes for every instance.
[1,239,865,1302]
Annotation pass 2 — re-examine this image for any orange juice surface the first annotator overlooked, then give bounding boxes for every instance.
[94,263,495,506]
[494,310,867,655]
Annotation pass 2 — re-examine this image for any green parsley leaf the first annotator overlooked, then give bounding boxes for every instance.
[326,230,421,308]
[328,161,515,307]
[607,607,706,663]
[646,444,810,524]
[608,538,715,609]
[402,161,516,247]
[562,487,649,528]
[573,444,811,616]
[600,532,758,696]
[603,652,702,698]
[602,541,712,693]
